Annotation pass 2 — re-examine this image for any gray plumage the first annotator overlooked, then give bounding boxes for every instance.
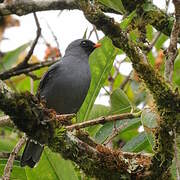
[20,39,99,168]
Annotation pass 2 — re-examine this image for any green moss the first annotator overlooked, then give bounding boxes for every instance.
[79,2,180,178]
[0,91,55,144]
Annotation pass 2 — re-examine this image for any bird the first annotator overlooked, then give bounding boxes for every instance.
[20,39,101,168]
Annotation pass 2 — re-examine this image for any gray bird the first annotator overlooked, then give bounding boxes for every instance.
[20,39,101,168]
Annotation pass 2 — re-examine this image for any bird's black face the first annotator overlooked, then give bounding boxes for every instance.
[65,39,101,57]
[80,39,101,56]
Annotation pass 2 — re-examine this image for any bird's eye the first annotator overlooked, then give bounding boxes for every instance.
[81,41,88,47]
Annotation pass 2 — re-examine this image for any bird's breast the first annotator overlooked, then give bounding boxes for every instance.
[40,61,91,114]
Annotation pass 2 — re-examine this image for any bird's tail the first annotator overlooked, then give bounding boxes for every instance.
[20,139,44,168]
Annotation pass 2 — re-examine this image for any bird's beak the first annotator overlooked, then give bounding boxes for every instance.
[93,43,101,48]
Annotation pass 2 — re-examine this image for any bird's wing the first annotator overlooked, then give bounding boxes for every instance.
[36,62,60,97]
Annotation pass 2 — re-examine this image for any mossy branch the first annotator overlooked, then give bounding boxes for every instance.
[78,1,180,179]
[0,80,152,179]
[120,0,175,38]
[0,0,176,39]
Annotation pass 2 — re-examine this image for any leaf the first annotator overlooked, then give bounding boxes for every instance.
[25,148,78,180]
[99,0,126,14]
[173,50,180,86]
[141,109,158,129]
[146,24,153,41]
[88,104,110,120]
[82,27,88,39]
[0,127,19,152]
[110,88,132,114]
[122,132,149,152]
[155,34,168,51]
[147,51,155,66]
[0,164,27,180]
[95,118,141,143]
[87,104,110,137]
[120,10,136,30]
[141,109,158,149]
[77,37,118,122]
[0,42,30,72]
[94,88,133,143]
[129,29,139,43]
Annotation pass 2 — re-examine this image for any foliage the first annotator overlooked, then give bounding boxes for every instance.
[0,0,180,179]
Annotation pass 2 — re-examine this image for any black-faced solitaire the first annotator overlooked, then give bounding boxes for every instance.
[20,39,101,168]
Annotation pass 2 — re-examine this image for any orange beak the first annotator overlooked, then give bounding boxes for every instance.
[93,43,101,48]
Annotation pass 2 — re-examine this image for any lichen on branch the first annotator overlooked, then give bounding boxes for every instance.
[0,80,151,179]
[78,1,180,179]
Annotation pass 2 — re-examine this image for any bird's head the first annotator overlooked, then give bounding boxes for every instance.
[65,39,101,56]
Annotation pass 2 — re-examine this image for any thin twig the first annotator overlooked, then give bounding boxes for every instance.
[45,20,60,50]
[120,71,132,90]
[0,152,21,161]
[102,86,110,95]
[0,62,17,92]
[108,61,121,93]
[18,12,41,68]
[147,32,161,53]
[93,25,100,41]
[0,59,58,80]
[164,0,180,83]
[43,113,75,124]
[146,0,170,54]
[26,72,41,80]
[88,25,99,41]
[2,136,26,180]
[66,112,141,131]
[0,13,41,80]
[103,120,129,146]
[88,27,94,39]
[0,115,13,127]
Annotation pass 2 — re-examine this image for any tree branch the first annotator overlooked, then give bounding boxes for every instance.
[66,112,141,131]
[0,79,151,179]
[2,136,26,180]
[0,59,58,80]
[0,0,79,16]
[0,152,21,161]
[0,0,177,39]
[78,1,180,179]
[17,13,41,69]
[164,0,180,83]
[0,1,179,179]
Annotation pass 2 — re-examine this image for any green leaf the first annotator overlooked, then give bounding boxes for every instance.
[25,148,78,180]
[129,29,139,43]
[120,10,136,30]
[155,34,168,51]
[99,0,126,14]
[141,109,158,129]
[95,118,141,143]
[147,51,155,66]
[0,127,19,152]
[88,104,110,120]
[0,164,27,180]
[146,24,153,41]
[87,104,110,137]
[77,37,118,122]
[110,88,132,114]
[94,88,133,143]
[122,132,149,152]
[173,51,180,86]
[141,109,158,150]
[0,43,30,72]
